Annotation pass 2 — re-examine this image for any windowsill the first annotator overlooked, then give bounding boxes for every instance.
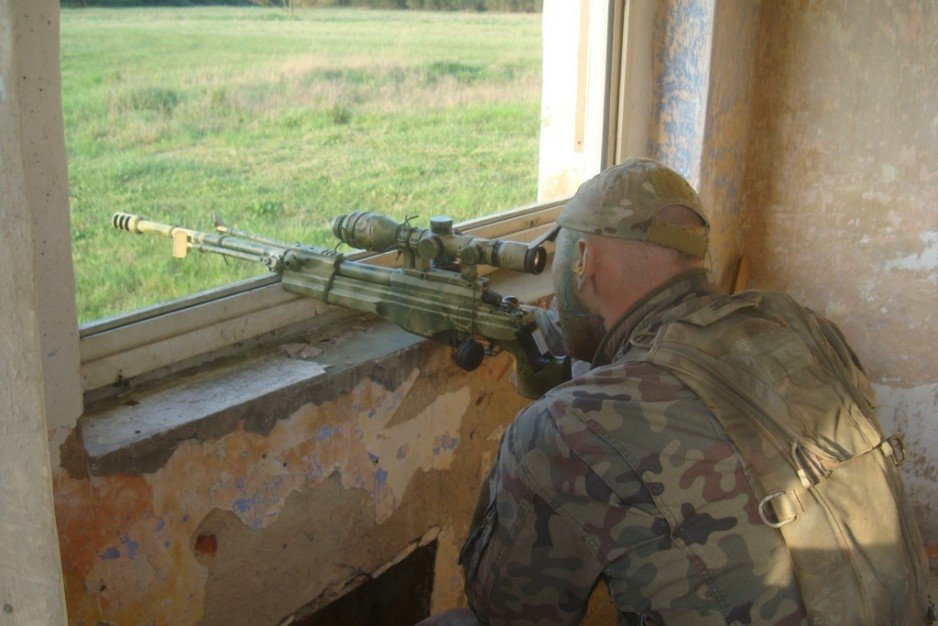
[71,269,554,478]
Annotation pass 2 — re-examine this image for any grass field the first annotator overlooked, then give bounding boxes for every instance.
[61,7,543,323]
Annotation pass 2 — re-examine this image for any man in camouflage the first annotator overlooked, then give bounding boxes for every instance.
[427,158,930,625]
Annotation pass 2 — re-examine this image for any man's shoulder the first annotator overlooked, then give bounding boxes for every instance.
[545,360,702,418]
[509,360,713,465]
[660,288,835,339]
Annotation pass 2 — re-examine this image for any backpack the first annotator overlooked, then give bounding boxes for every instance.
[628,290,930,625]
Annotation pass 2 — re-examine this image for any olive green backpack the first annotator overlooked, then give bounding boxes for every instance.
[631,290,930,625]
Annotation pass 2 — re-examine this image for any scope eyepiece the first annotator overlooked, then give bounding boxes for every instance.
[491,241,547,275]
[526,245,548,275]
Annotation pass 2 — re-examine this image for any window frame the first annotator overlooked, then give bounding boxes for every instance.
[76,0,630,405]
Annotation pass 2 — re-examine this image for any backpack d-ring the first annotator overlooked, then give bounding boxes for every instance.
[758,491,799,528]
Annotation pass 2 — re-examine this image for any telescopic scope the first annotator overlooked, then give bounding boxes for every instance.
[331,211,547,275]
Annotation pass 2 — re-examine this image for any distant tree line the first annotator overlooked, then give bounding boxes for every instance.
[60,0,542,11]
[279,0,541,10]
[61,0,255,6]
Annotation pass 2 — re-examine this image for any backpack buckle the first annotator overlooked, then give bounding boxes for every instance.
[791,441,827,488]
[880,434,907,466]
[758,491,800,528]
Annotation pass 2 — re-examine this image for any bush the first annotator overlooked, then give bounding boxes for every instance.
[119,87,182,115]
[329,102,352,125]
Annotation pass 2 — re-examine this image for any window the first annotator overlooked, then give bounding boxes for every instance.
[63,5,544,323]
[69,1,624,402]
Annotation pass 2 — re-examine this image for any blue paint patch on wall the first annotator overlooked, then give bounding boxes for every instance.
[648,0,715,187]
[233,498,254,514]
[432,434,459,455]
[306,451,325,480]
[317,425,334,441]
[155,518,165,532]
[122,535,139,560]
[374,467,388,490]
[100,546,120,560]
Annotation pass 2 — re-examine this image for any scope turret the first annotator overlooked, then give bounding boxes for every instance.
[331,211,547,275]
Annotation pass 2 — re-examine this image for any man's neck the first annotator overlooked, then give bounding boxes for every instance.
[590,268,712,368]
[597,264,706,330]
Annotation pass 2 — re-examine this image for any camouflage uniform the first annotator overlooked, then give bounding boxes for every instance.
[459,158,929,625]
[460,270,808,625]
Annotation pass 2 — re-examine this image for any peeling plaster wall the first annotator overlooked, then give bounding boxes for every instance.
[741,0,938,541]
[646,0,715,189]
[55,344,528,625]
[645,0,761,290]
[697,0,761,290]
[38,2,938,623]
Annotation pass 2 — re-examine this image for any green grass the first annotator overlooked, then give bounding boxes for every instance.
[61,6,543,323]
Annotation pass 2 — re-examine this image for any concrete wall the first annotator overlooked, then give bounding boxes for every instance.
[741,0,938,542]
[645,0,714,189]
[643,0,764,290]
[696,0,761,290]
[0,0,76,623]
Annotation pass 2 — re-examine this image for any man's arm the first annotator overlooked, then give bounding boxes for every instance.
[459,402,608,625]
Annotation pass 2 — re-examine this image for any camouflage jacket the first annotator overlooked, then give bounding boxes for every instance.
[460,270,808,625]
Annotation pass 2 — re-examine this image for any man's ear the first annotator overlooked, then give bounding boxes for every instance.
[575,238,596,291]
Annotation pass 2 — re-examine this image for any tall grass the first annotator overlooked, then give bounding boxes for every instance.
[61,7,542,322]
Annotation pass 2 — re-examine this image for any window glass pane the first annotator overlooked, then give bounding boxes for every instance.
[62,6,543,323]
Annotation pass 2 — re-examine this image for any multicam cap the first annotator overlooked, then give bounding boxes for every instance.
[551,157,709,258]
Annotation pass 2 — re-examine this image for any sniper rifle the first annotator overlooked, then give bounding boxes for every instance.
[111,210,567,398]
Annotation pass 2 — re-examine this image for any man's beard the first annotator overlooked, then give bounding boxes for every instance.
[554,266,606,363]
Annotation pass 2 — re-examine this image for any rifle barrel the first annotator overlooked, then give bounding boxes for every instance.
[113,212,286,264]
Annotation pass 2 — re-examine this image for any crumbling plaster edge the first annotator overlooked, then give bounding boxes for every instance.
[69,271,555,479]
